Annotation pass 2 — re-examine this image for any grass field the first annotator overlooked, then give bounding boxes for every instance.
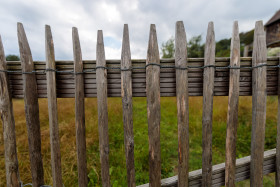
[0,96,278,186]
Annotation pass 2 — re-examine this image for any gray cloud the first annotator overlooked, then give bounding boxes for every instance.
[0,0,279,60]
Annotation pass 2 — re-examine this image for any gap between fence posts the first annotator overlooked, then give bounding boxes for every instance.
[0,35,21,187]
[17,22,44,186]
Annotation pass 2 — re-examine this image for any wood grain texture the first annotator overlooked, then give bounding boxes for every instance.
[17,22,44,186]
[0,35,21,187]
[225,21,240,187]
[277,52,280,187]
[202,22,215,187]
[175,21,189,187]
[250,21,267,187]
[121,24,136,187]
[45,25,63,187]
[96,30,110,187]
[137,149,276,187]
[146,24,161,187]
[72,27,88,187]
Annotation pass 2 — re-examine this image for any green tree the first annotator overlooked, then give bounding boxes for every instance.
[161,37,175,58]
[6,55,20,61]
[187,35,204,58]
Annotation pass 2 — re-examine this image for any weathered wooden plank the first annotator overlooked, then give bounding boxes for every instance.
[137,149,276,187]
[175,21,189,187]
[121,24,136,187]
[72,27,88,187]
[225,21,240,187]
[250,21,267,187]
[277,52,280,187]
[17,22,44,186]
[96,30,110,187]
[202,22,215,187]
[146,24,161,187]
[45,25,63,187]
[0,35,21,187]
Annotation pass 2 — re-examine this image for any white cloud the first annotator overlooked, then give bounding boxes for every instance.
[0,0,279,60]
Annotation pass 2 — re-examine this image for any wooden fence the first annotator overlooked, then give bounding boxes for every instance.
[0,20,279,187]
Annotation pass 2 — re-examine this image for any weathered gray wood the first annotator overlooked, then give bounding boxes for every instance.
[96,30,110,187]
[45,25,63,187]
[137,149,276,187]
[146,24,161,187]
[121,24,136,187]
[250,21,267,187]
[225,21,240,187]
[175,21,189,187]
[277,52,280,187]
[0,35,21,187]
[17,22,44,186]
[202,22,215,187]
[72,27,88,187]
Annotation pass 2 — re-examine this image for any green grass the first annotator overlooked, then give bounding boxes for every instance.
[0,96,278,186]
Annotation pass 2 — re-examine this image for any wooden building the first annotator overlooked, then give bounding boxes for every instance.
[265,9,280,48]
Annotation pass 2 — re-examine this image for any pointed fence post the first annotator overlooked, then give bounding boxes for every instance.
[0,35,21,187]
[17,22,44,186]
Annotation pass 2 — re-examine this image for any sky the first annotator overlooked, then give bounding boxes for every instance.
[0,0,279,60]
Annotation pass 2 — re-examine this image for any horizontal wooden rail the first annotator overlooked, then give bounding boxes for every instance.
[137,149,276,187]
[6,57,280,98]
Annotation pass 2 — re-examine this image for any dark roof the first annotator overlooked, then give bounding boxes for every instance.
[265,9,280,26]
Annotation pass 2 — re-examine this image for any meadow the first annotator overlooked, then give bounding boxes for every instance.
[0,96,277,186]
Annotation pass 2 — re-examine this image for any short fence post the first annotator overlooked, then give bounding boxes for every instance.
[225,21,240,187]
[175,21,189,187]
[250,21,267,187]
[0,35,21,187]
[96,30,110,187]
[17,22,44,186]
[202,21,215,187]
[146,24,161,187]
[45,25,63,187]
[72,27,88,187]
[121,24,136,187]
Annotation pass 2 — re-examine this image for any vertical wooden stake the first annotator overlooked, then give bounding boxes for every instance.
[17,22,44,186]
[72,27,88,187]
[225,21,240,187]
[175,21,189,187]
[250,21,267,187]
[121,24,136,187]
[146,24,161,187]
[0,35,21,187]
[45,25,63,187]
[96,30,110,187]
[202,22,215,187]
[277,53,280,187]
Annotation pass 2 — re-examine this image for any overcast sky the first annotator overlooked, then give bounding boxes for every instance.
[0,0,279,60]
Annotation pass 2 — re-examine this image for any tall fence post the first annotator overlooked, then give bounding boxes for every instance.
[45,25,63,187]
[277,52,280,187]
[0,35,21,187]
[121,24,136,187]
[17,22,44,186]
[146,24,161,187]
[250,20,267,187]
[202,21,215,187]
[175,21,189,187]
[72,27,88,187]
[96,30,110,187]
[225,21,240,187]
